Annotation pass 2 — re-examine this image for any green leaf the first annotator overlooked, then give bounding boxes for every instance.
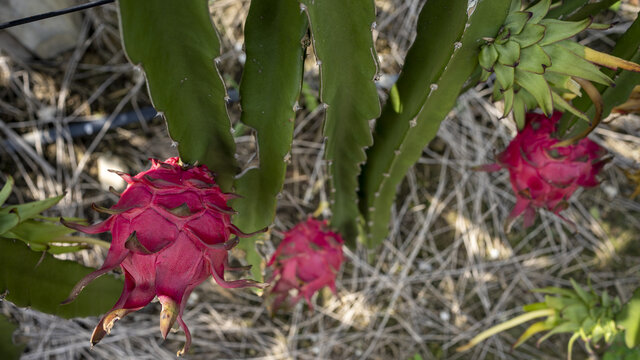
[539,18,592,46]
[0,239,122,319]
[0,214,19,235]
[527,0,551,23]
[360,0,512,247]
[512,24,546,48]
[536,321,580,345]
[1,194,64,223]
[503,87,514,116]
[479,44,499,71]
[496,40,521,66]
[552,91,589,122]
[493,81,505,101]
[231,0,308,279]
[617,288,640,348]
[561,303,588,323]
[543,42,613,86]
[545,294,581,310]
[505,11,531,35]
[300,0,380,245]
[0,176,13,206]
[3,219,75,245]
[523,301,549,312]
[590,22,613,30]
[570,278,594,304]
[513,91,527,129]
[509,0,522,13]
[515,69,553,115]
[513,321,554,349]
[518,44,551,74]
[534,286,579,298]
[545,72,582,96]
[495,63,515,89]
[0,314,24,360]
[117,0,237,189]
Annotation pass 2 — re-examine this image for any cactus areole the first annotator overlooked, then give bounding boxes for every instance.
[481,112,607,230]
[266,218,344,312]
[62,157,263,356]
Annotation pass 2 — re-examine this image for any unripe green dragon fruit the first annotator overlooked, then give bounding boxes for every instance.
[480,0,640,128]
[457,279,622,359]
[266,218,344,313]
[62,157,263,356]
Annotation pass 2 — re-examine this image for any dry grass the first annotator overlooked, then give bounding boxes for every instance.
[1,1,640,359]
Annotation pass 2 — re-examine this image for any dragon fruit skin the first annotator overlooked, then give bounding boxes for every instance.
[266,218,344,312]
[482,112,607,229]
[62,157,262,356]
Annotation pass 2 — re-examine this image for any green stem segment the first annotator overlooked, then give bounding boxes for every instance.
[231,0,308,280]
[359,0,511,248]
[300,0,381,246]
[117,0,237,190]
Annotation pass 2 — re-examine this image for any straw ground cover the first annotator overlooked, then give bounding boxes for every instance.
[1,0,640,359]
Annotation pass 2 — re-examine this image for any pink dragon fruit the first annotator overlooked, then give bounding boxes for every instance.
[266,218,344,312]
[62,157,262,356]
[481,112,607,230]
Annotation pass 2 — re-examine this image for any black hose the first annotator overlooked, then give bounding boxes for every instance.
[0,0,115,31]
[2,107,157,153]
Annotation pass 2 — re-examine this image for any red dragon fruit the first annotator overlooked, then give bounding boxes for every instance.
[62,157,262,356]
[481,112,607,230]
[266,218,344,312]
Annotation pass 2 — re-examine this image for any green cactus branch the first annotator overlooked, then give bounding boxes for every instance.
[232,1,308,281]
[300,0,380,246]
[359,0,511,248]
[0,239,122,319]
[565,0,620,21]
[117,0,237,190]
[359,0,469,239]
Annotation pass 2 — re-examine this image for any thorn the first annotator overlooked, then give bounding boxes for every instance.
[158,296,178,339]
[91,203,126,215]
[108,169,134,183]
[167,203,192,217]
[124,231,153,254]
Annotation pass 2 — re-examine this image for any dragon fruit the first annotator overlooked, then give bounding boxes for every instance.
[266,218,344,312]
[481,112,607,229]
[62,157,262,356]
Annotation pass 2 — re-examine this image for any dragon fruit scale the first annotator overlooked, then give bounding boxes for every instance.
[61,157,263,356]
[481,112,607,230]
[266,218,344,313]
